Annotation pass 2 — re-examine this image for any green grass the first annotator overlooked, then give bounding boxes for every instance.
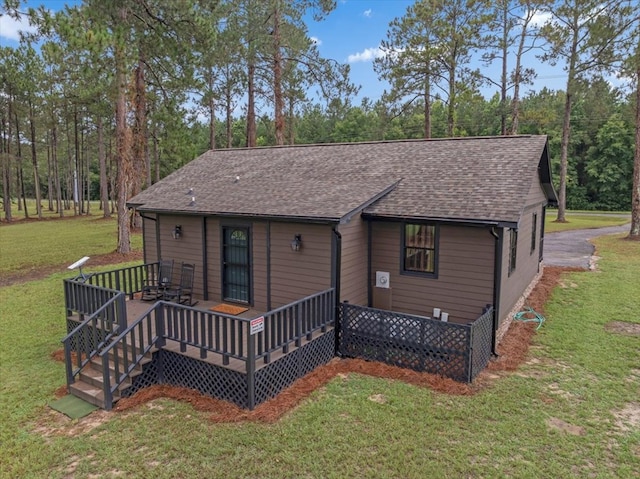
[1,199,106,220]
[0,215,142,275]
[545,212,631,233]
[0,222,639,478]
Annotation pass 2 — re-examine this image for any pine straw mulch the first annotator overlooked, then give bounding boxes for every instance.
[51,265,584,424]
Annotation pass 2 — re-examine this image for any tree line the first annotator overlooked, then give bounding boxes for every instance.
[1,0,639,252]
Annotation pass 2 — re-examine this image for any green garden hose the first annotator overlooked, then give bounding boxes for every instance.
[513,307,545,330]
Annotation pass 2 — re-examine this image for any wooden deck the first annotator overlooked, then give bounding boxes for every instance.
[120,297,332,374]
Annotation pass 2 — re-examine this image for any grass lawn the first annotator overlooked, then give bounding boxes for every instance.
[545,211,631,233]
[0,215,142,276]
[0,222,638,478]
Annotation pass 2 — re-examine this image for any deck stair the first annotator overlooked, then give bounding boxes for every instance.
[69,347,154,409]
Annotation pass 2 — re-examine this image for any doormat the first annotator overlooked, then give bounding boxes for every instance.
[49,395,98,419]
[210,304,249,315]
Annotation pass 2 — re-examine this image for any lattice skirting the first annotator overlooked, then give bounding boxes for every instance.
[339,304,494,383]
[254,329,335,405]
[121,330,336,409]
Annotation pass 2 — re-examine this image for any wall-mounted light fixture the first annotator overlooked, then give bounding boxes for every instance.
[290,234,302,251]
[172,225,182,239]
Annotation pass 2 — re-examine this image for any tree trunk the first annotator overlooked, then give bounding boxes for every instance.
[28,99,42,218]
[447,65,455,136]
[500,0,508,136]
[226,89,233,148]
[288,92,295,145]
[246,60,257,147]
[97,117,108,216]
[510,6,529,135]
[115,20,131,254]
[46,129,53,211]
[424,74,431,139]
[207,68,216,150]
[14,111,28,218]
[273,2,285,146]
[74,107,82,214]
[52,125,63,217]
[556,90,572,222]
[630,64,640,239]
[82,118,90,215]
[130,52,147,230]
[4,99,12,221]
[1,149,11,221]
[153,125,160,183]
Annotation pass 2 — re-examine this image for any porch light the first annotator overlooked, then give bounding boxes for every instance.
[172,225,182,239]
[290,234,302,251]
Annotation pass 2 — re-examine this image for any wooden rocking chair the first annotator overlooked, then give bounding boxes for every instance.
[141,259,174,300]
[163,263,195,306]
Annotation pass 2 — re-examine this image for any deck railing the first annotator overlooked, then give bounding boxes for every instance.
[254,289,335,363]
[62,291,127,386]
[64,279,122,319]
[85,262,157,298]
[98,303,160,410]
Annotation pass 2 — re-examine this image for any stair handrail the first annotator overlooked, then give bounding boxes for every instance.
[98,302,161,410]
[62,291,126,386]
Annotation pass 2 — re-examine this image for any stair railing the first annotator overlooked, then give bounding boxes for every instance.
[98,302,162,410]
[62,291,127,387]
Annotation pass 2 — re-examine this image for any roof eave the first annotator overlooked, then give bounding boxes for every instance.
[361,212,518,229]
[131,206,340,224]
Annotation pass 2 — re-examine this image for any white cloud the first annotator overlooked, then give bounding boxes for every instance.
[310,36,322,46]
[363,9,372,18]
[0,13,38,42]
[529,11,552,29]
[347,46,385,63]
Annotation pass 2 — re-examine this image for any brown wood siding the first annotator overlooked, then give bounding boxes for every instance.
[158,215,204,298]
[205,217,221,302]
[142,214,158,264]
[269,223,332,308]
[499,204,543,324]
[338,214,368,306]
[370,223,495,323]
[525,172,548,206]
[498,176,547,328]
[251,221,268,311]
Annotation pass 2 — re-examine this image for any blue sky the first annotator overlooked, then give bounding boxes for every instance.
[1,0,581,105]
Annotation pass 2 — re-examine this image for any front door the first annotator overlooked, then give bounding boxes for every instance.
[222,226,250,303]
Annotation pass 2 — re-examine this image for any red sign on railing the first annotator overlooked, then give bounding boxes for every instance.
[250,316,264,335]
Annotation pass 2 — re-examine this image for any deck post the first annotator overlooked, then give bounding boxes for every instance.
[247,322,256,410]
[466,324,474,383]
[156,304,166,348]
[116,293,127,331]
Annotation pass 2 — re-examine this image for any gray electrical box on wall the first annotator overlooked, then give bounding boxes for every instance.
[375,271,390,288]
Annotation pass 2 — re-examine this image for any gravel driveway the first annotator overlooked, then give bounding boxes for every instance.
[543,224,631,269]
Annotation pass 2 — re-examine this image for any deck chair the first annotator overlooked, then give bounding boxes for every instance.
[163,263,195,305]
[141,259,174,300]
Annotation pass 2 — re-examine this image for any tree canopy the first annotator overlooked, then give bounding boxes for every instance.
[1,0,639,243]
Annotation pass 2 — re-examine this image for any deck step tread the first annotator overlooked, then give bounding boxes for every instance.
[69,380,121,409]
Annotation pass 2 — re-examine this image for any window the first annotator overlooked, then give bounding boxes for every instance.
[509,228,518,275]
[530,212,537,255]
[403,223,437,276]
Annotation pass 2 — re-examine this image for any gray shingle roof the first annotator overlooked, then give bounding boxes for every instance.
[128,135,554,225]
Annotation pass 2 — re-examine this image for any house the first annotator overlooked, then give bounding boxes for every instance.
[63,135,556,410]
[129,135,555,338]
